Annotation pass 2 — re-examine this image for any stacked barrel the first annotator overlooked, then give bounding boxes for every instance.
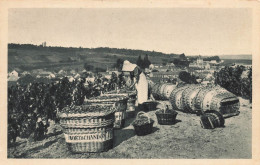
[151,83,240,118]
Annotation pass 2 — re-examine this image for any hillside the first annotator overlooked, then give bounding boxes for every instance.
[8,44,179,72]
[219,54,252,60]
[8,44,252,72]
[8,97,251,158]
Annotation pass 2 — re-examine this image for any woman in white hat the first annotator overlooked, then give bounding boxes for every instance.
[122,60,148,110]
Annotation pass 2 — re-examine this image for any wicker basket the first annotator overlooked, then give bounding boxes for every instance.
[155,109,178,125]
[143,101,158,112]
[85,95,129,129]
[200,110,225,129]
[151,82,240,118]
[132,111,154,136]
[205,110,225,127]
[195,86,240,117]
[156,101,173,110]
[58,104,116,153]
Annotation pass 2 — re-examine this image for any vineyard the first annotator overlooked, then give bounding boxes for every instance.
[7,65,252,158]
[8,74,125,145]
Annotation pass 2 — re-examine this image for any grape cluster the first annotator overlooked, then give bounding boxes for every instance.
[132,115,154,126]
[60,104,115,114]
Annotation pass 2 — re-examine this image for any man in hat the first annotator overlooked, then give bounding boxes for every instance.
[122,60,148,111]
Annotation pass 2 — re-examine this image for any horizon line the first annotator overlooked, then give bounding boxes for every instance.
[8,42,252,57]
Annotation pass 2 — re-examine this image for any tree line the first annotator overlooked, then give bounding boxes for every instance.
[8,43,179,58]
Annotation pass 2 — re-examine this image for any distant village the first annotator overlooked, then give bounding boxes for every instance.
[8,54,252,87]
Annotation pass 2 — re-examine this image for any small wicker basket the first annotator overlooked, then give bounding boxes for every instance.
[132,111,154,136]
[200,110,225,129]
[155,109,178,125]
[142,101,158,112]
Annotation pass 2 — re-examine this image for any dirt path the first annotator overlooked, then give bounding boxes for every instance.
[8,98,251,159]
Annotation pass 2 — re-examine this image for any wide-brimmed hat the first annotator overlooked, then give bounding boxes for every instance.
[122,60,137,72]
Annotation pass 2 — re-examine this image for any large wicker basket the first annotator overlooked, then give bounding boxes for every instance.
[85,94,129,129]
[58,104,116,153]
[151,82,240,118]
[169,85,191,111]
[182,85,203,113]
[194,86,240,118]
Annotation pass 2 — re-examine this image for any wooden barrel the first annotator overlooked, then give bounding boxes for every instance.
[162,84,177,100]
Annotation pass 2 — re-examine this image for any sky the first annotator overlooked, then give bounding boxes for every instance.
[8,8,252,56]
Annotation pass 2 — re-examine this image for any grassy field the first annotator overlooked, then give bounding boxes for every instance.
[8,97,251,159]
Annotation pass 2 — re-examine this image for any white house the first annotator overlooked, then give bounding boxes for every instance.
[85,77,95,83]
[58,70,66,75]
[204,62,211,70]
[48,73,56,79]
[68,76,75,82]
[9,70,19,78]
[8,75,19,81]
[21,71,30,76]
[209,60,218,65]
[8,70,19,81]
[37,71,54,79]
[74,73,81,79]
[149,64,154,70]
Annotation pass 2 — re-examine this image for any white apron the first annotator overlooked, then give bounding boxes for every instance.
[135,72,148,104]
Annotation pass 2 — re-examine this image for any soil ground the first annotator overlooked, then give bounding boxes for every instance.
[7,97,251,159]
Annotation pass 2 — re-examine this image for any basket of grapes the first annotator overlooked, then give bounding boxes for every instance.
[85,95,129,129]
[132,111,154,136]
[57,104,116,153]
[155,108,178,125]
